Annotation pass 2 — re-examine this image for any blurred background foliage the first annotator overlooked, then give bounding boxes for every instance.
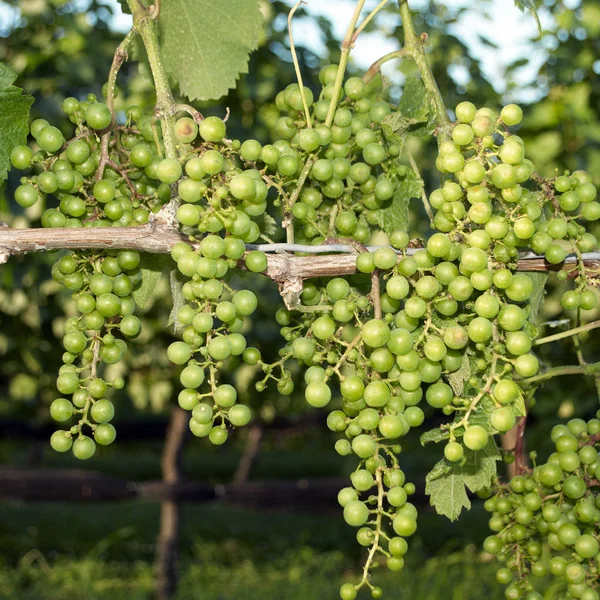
[0,0,599,598]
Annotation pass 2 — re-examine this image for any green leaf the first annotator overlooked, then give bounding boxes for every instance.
[376,168,422,235]
[425,461,471,521]
[160,0,263,101]
[116,0,151,15]
[513,0,542,34]
[0,63,34,184]
[425,439,500,521]
[524,272,548,324]
[466,395,496,433]
[260,212,278,238]
[398,76,436,138]
[168,269,186,332]
[116,0,131,14]
[448,352,472,397]
[132,254,171,309]
[420,428,450,446]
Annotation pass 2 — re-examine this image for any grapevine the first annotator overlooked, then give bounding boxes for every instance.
[1,0,600,598]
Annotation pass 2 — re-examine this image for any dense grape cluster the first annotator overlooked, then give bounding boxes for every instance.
[434,101,598,310]
[483,416,600,599]
[270,66,405,244]
[8,26,600,597]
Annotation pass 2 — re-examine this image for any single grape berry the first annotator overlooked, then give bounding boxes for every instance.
[86,102,112,130]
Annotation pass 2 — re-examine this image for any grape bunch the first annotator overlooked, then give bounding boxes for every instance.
[234,64,406,245]
[433,101,598,311]
[256,93,600,597]
[8,30,600,597]
[483,415,600,599]
[48,250,142,458]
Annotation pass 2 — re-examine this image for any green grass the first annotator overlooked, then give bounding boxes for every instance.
[0,546,507,600]
[0,499,523,600]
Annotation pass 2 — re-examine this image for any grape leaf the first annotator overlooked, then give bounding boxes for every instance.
[425,439,500,521]
[465,395,496,433]
[132,254,171,309]
[116,0,131,14]
[524,272,548,324]
[260,212,278,237]
[420,428,450,446]
[0,63,34,184]
[376,168,422,234]
[448,352,472,396]
[513,0,542,34]
[116,0,151,15]
[398,76,436,138]
[159,0,263,101]
[168,269,186,332]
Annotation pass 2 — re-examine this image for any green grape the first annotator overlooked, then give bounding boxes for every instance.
[86,102,112,129]
[10,145,33,170]
[37,126,65,153]
[72,435,96,460]
[50,430,73,452]
[463,425,489,450]
[95,423,117,446]
[344,500,369,527]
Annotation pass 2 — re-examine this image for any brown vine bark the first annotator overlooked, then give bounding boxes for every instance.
[1,225,598,278]
[155,406,188,600]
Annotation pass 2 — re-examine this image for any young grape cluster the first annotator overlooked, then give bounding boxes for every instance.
[434,101,598,311]
[48,250,141,457]
[9,42,600,597]
[483,416,600,599]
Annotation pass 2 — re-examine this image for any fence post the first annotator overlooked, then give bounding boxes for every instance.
[155,406,188,600]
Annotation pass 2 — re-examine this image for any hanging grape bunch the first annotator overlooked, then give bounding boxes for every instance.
[3,0,600,598]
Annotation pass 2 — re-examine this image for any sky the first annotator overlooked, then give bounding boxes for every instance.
[0,0,557,100]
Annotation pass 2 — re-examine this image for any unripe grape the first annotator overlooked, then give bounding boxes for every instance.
[86,103,112,130]
[463,425,489,450]
[500,104,523,126]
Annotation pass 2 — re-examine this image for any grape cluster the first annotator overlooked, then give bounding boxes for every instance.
[239,65,405,245]
[259,96,600,597]
[434,101,598,310]
[483,416,600,599]
[48,250,141,458]
[10,96,160,226]
[272,258,419,600]
[10,95,271,446]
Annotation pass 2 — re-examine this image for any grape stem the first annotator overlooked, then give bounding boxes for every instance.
[513,416,531,475]
[396,0,451,135]
[584,433,600,446]
[518,361,600,386]
[359,466,385,590]
[165,104,205,124]
[362,49,409,84]
[126,0,177,160]
[331,332,362,379]
[324,0,367,127]
[406,146,434,225]
[533,319,600,346]
[351,0,391,44]
[287,1,312,128]
[449,353,498,434]
[284,155,317,244]
[371,270,382,320]
[97,27,138,181]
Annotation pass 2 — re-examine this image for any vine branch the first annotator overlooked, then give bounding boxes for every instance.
[519,361,600,386]
[1,227,600,281]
